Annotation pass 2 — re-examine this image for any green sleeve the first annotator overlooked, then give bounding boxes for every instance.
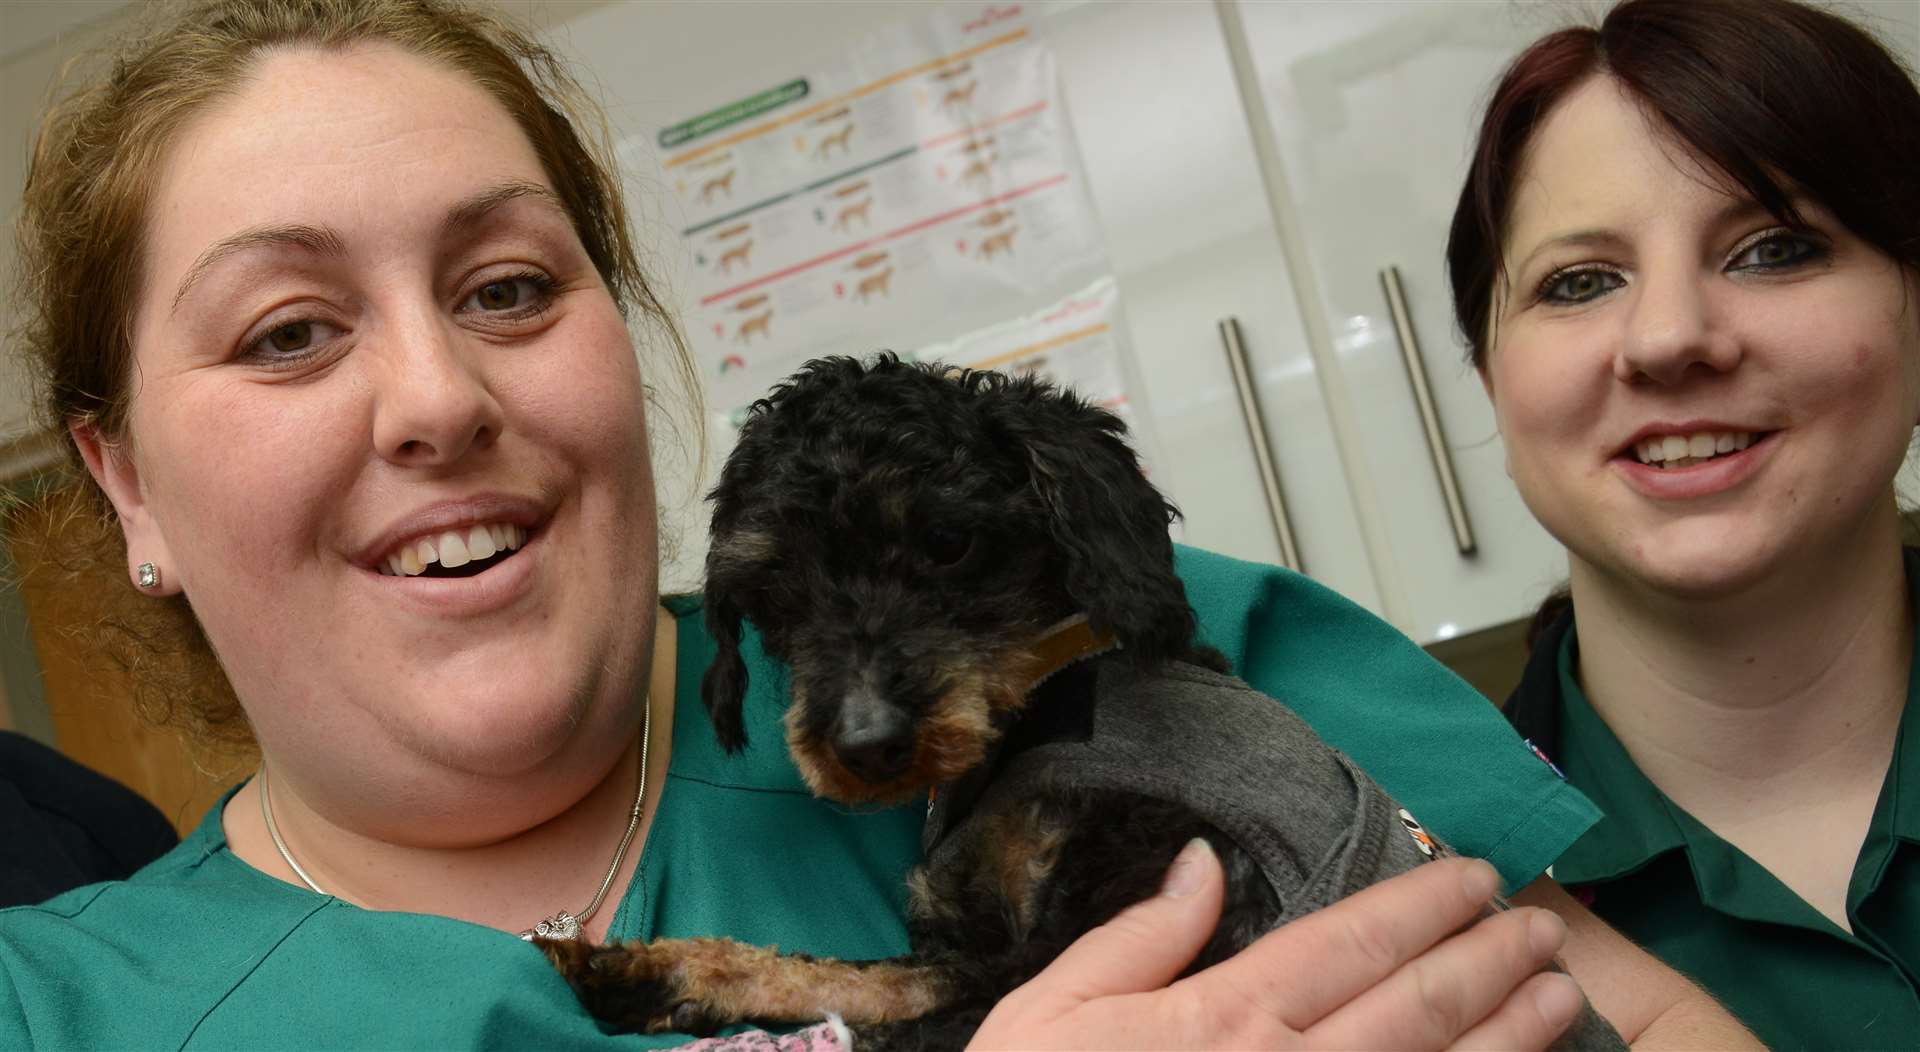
[0,877,674,1049]
[0,960,27,1049]
[1175,545,1599,893]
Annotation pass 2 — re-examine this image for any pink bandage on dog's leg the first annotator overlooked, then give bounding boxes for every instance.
[672,1019,850,1052]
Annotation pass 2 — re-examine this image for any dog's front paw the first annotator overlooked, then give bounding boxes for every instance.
[537,937,730,1034]
[667,998,729,1036]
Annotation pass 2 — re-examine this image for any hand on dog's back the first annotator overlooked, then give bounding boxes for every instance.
[970,847,1582,1050]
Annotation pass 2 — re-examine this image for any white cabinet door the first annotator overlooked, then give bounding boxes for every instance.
[1237,0,1569,642]
[1038,0,1379,609]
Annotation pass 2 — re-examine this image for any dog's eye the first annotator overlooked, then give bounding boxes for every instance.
[923,526,973,567]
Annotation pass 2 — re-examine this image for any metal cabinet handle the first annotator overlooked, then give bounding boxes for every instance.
[1218,317,1303,573]
[1379,265,1477,556]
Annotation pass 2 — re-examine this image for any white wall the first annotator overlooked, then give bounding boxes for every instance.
[0,4,129,441]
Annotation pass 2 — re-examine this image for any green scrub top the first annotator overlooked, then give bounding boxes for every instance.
[1547,553,1920,1051]
[0,547,1597,1049]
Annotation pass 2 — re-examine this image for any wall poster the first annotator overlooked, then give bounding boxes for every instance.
[650,4,1140,428]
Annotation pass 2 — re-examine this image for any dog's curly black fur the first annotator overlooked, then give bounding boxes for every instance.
[541,354,1250,1047]
[700,353,1225,805]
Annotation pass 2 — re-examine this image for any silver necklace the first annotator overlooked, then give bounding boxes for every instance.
[258,701,652,942]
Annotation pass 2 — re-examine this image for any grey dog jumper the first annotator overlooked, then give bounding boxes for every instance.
[924,654,1626,1051]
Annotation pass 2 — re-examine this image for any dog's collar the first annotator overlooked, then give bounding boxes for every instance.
[1017,614,1119,697]
[925,610,1121,833]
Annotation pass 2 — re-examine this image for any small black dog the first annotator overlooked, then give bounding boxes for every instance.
[542,354,1621,1051]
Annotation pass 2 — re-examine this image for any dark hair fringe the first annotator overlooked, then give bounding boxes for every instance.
[1447,0,1920,367]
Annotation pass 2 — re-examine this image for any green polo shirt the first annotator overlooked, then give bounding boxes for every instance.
[0,547,1596,1048]
[1550,561,1920,1051]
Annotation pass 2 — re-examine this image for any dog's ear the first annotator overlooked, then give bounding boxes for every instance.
[988,377,1197,664]
[701,590,751,753]
[701,385,786,756]
[702,447,761,756]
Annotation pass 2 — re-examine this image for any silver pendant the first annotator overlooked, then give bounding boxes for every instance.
[522,910,581,941]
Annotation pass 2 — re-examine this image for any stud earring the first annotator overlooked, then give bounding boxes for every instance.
[136,562,159,590]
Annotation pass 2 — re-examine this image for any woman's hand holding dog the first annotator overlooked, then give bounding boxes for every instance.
[969,842,1583,1050]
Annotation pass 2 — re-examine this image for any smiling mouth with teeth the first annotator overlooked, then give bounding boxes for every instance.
[377,523,528,577]
[1630,430,1767,470]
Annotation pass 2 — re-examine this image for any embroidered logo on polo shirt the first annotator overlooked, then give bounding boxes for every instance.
[1397,808,1438,857]
[1523,738,1568,781]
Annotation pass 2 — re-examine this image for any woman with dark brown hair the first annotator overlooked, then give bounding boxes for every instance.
[1451,0,1920,1045]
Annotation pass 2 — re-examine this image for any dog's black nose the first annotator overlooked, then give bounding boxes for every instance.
[832,704,916,784]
